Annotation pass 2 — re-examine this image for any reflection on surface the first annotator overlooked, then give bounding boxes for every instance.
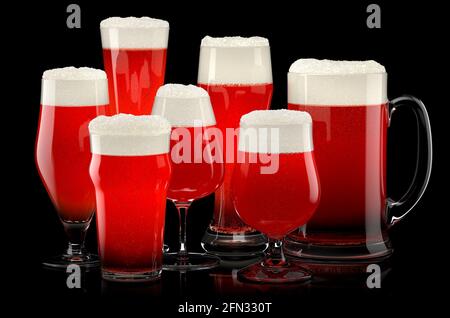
[36,256,392,301]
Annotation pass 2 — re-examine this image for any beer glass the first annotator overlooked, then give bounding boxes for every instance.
[35,67,108,268]
[152,84,223,271]
[198,36,273,257]
[89,114,172,281]
[285,59,432,260]
[233,110,320,283]
[100,16,169,115]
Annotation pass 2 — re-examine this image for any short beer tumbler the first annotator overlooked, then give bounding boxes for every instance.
[89,114,172,281]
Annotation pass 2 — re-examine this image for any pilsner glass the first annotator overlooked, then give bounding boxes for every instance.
[233,110,320,283]
[285,59,432,259]
[152,84,223,271]
[100,16,169,115]
[35,67,108,268]
[89,114,171,281]
[198,36,273,257]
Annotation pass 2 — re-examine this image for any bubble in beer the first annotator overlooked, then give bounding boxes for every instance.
[239,109,313,154]
[89,114,171,156]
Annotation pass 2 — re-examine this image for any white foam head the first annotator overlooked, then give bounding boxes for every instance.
[152,84,216,127]
[100,17,169,49]
[41,67,108,106]
[288,59,387,106]
[198,36,272,85]
[89,114,171,156]
[239,110,313,154]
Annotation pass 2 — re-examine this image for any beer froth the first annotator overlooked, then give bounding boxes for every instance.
[198,36,272,84]
[89,114,171,156]
[100,16,169,49]
[288,59,387,106]
[153,84,215,127]
[239,110,313,154]
[41,67,108,106]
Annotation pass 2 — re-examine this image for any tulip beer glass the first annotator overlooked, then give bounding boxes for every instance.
[233,110,320,283]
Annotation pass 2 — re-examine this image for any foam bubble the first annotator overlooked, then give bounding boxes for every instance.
[89,114,171,156]
[100,16,169,49]
[100,17,169,28]
[289,59,386,74]
[153,84,216,127]
[239,110,313,154]
[156,84,209,98]
[201,36,269,47]
[198,37,272,84]
[288,59,387,106]
[41,67,108,106]
[43,67,106,80]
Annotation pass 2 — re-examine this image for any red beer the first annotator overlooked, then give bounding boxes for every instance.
[168,126,223,202]
[234,151,320,239]
[90,153,170,274]
[36,104,107,222]
[198,37,273,247]
[288,103,388,238]
[89,114,172,280]
[198,83,273,232]
[100,17,169,115]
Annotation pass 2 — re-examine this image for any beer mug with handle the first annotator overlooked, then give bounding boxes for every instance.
[285,59,432,260]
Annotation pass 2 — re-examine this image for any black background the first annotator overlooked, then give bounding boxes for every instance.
[14,0,449,314]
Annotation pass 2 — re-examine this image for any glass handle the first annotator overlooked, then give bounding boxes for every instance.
[387,95,433,227]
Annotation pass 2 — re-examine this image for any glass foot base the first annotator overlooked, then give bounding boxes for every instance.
[42,253,100,270]
[284,237,393,261]
[102,269,161,282]
[238,261,311,284]
[163,252,220,272]
[201,228,267,258]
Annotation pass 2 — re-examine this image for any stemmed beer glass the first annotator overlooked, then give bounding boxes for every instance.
[35,67,108,268]
[233,110,320,282]
[152,84,224,271]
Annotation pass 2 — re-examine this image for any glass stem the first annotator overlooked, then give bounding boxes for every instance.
[263,238,288,267]
[175,202,192,257]
[63,221,89,256]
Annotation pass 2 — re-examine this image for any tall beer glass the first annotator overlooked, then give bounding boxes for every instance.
[152,84,223,271]
[100,17,169,115]
[285,59,432,259]
[234,110,320,283]
[35,67,108,268]
[89,114,171,281]
[198,36,273,257]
